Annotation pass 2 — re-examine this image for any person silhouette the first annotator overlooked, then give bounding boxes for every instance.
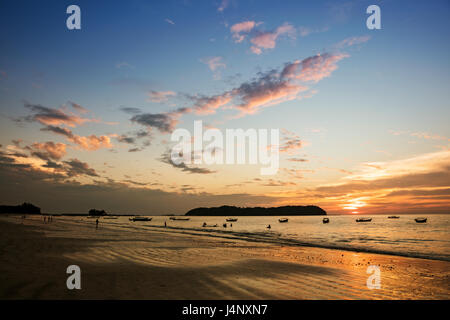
[96,218,99,229]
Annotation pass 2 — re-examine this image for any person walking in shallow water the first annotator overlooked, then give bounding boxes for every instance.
[96,218,99,229]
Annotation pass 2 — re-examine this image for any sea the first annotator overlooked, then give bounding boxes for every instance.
[72,214,450,262]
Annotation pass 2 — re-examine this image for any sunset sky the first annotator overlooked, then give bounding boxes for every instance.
[0,0,449,214]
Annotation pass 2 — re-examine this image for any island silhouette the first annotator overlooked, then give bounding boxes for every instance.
[0,202,41,214]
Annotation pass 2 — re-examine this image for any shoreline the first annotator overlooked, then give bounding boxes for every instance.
[0,217,449,299]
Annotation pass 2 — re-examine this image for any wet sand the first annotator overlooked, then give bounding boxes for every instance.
[0,216,448,299]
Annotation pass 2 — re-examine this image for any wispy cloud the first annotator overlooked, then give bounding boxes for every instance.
[127,50,349,131]
[159,150,216,174]
[148,90,176,103]
[335,35,370,49]
[21,102,98,127]
[217,0,229,12]
[280,129,304,154]
[200,56,226,79]
[165,18,175,25]
[115,61,134,69]
[389,129,450,142]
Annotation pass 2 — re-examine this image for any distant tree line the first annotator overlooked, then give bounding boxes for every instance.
[0,203,41,214]
[185,205,326,216]
[88,209,107,216]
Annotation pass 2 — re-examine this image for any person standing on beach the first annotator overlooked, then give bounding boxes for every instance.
[164,221,167,227]
[96,218,99,229]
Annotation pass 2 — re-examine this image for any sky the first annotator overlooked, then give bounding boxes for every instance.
[0,0,449,214]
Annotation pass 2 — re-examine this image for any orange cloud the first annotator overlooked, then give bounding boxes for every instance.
[24,103,97,127]
[30,142,67,160]
[40,125,113,151]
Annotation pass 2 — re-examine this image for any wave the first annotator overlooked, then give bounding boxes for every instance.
[144,224,450,262]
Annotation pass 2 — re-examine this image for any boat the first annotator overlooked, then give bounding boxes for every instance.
[356,218,372,222]
[129,217,152,222]
[322,218,329,224]
[226,218,238,222]
[169,217,190,221]
[202,223,218,227]
[388,216,400,219]
[278,218,289,223]
[414,218,427,223]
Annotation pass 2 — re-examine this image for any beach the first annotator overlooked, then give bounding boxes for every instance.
[0,215,449,299]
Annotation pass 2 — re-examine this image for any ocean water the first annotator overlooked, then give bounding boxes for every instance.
[86,214,450,262]
[10,214,450,262]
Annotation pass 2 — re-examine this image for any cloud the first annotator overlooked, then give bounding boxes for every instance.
[22,102,96,127]
[232,71,307,115]
[69,102,89,114]
[0,148,99,181]
[126,50,349,132]
[160,151,216,174]
[298,26,328,37]
[189,93,233,115]
[115,61,134,69]
[249,22,296,54]
[114,130,151,151]
[131,113,178,133]
[217,0,229,12]
[335,35,370,48]
[201,56,226,72]
[148,90,176,103]
[230,20,257,43]
[0,154,276,213]
[200,56,226,80]
[165,18,175,25]
[29,142,67,161]
[311,150,450,213]
[287,157,308,162]
[280,129,303,153]
[69,135,113,151]
[281,52,349,83]
[119,107,142,114]
[40,125,113,151]
[62,159,99,177]
[389,129,450,142]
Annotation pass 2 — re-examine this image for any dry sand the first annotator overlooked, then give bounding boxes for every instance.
[0,216,448,299]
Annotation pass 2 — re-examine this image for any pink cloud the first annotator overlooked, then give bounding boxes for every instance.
[230,21,257,43]
[230,21,296,54]
[281,53,349,83]
[200,56,226,72]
